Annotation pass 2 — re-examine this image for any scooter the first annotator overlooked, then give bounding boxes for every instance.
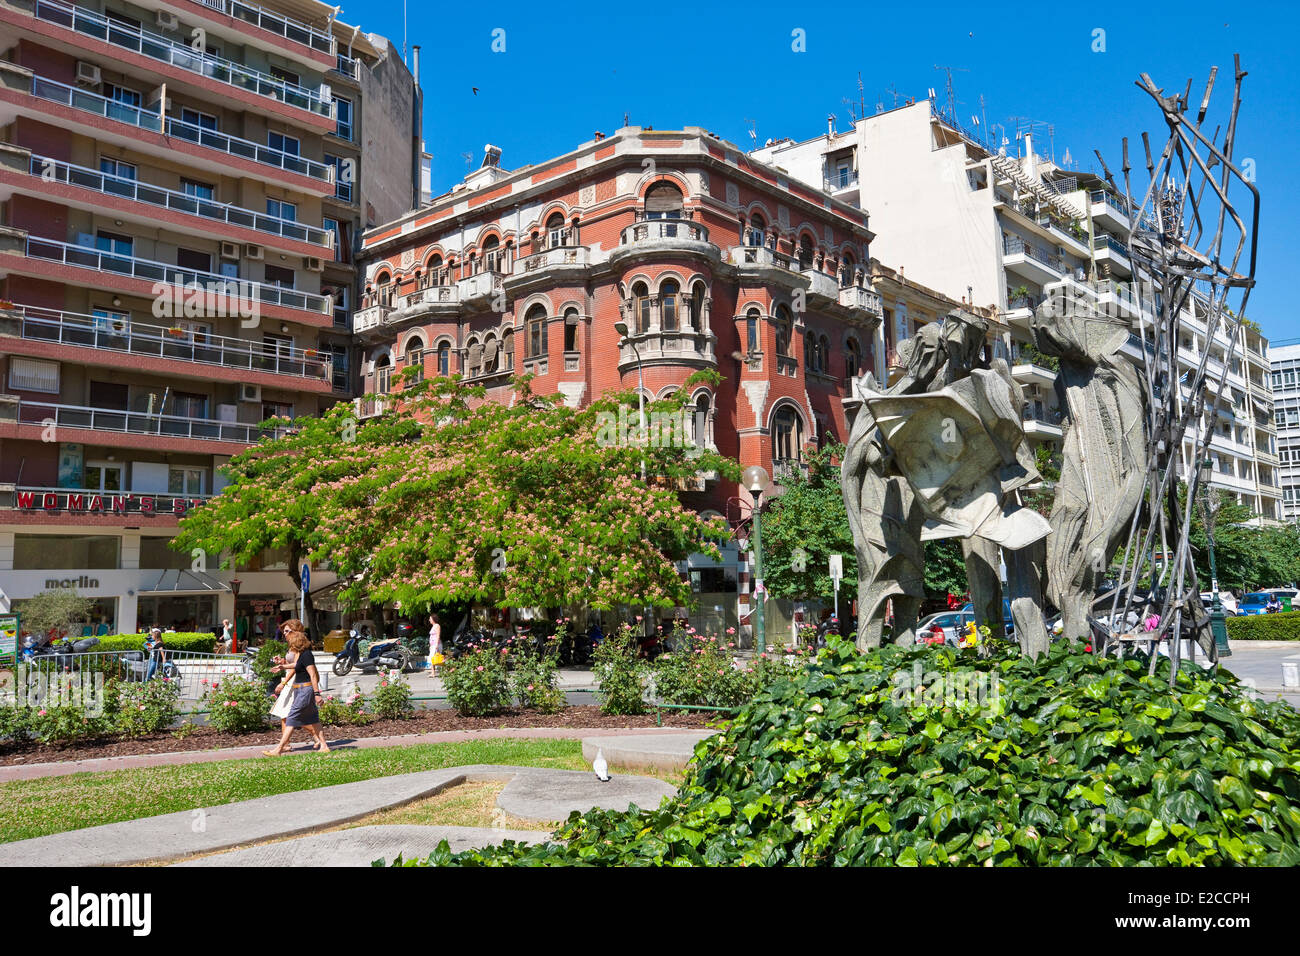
[332,632,413,676]
[29,636,101,671]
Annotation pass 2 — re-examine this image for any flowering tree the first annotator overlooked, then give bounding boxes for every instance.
[176,370,739,617]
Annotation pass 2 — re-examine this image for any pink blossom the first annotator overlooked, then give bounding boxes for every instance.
[476,665,485,672]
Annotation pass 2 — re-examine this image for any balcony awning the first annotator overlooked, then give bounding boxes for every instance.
[137,570,231,594]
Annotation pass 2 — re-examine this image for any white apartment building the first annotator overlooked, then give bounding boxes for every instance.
[753,101,1281,521]
[1271,340,1300,521]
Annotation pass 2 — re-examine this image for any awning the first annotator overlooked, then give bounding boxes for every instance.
[137,570,231,594]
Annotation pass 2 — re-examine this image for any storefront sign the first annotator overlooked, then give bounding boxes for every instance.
[0,613,18,660]
[13,491,205,516]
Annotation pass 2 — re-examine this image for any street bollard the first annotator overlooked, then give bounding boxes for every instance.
[1282,662,1299,690]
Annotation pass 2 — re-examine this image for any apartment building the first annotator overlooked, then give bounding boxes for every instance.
[356,127,882,633]
[1271,340,1300,521]
[753,101,1281,521]
[0,0,419,636]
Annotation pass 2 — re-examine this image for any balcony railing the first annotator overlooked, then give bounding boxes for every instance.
[223,0,336,55]
[34,0,334,119]
[802,268,839,301]
[400,284,460,310]
[729,244,797,271]
[1090,189,1130,218]
[513,245,590,273]
[24,236,332,315]
[0,305,332,381]
[26,76,334,183]
[1,398,262,444]
[824,172,859,192]
[838,285,882,314]
[620,217,710,246]
[26,155,332,248]
[1023,407,1065,427]
[1003,236,1064,272]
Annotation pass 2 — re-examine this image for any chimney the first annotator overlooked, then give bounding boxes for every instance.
[827,114,836,138]
[1024,131,1038,180]
[594,131,605,142]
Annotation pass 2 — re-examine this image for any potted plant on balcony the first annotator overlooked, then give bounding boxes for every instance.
[166,326,186,337]
[304,348,321,359]
[0,299,14,311]
[1009,285,1031,309]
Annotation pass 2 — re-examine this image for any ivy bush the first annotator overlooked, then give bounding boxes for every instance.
[115,677,182,737]
[593,623,649,715]
[413,640,1300,866]
[201,675,270,734]
[370,668,415,720]
[1226,611,1300,641]
[443,645,511,717]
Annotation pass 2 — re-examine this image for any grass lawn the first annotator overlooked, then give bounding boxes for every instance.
[0,738,591,844]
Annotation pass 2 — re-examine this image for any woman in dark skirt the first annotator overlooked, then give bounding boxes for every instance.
[264,625,330,755]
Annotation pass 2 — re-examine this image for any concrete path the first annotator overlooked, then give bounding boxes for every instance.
[0,765,674,867]
[174,824,546,866]
[0,726,700,783]
[582,731,714,771]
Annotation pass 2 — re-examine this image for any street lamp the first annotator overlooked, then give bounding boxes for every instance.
[1196,459,1232,660]
[614,320,646,481]
[744,465,770,654]
[229,577,242,653]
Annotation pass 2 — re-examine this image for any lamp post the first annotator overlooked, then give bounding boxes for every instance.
[743,465,770,654]
[1196,459,1231,660]
[613,320,646,482]
[229,577,242,653]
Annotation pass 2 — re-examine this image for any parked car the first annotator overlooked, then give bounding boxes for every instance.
[916,611,974,646]
[1199,591,1239,616]
[1238,592,1277,616]
[960,599,1015,637]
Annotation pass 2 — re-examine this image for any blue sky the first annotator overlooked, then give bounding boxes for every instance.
[351,0,1298,342]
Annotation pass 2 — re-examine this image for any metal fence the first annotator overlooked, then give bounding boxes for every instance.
[13,649,255,707]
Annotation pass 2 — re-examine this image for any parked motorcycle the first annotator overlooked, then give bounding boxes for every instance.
[332,633,414,676]
[28,636,101,672]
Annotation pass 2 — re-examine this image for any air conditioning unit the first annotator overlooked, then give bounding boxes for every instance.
[219,241,240,260]
[239,383,262,403]
[75,61,101,86]
[303,256,323,272]
[155,10,179,30]
[245,244,263,261]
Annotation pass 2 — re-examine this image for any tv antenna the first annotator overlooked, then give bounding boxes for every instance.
[461,151,473,172]
[1009,116,1057,164]
[743,117,758,146]
[933,64,969,127]
[884,84,902,109]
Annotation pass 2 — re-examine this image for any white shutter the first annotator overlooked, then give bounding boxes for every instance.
[8,357,60,393]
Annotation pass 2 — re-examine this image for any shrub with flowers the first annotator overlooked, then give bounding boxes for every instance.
[201,675,270,734]
[593,623,649,715]
[115,676,182,737]
[511,622,566,713]
[26,701,112,745]
[370,668,415,720]
[318,690,372,726]
[443,644,511,716]
[652,623,752,708]
[0,704,30,743]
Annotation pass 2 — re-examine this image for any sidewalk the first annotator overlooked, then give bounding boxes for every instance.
[0,726,708,783]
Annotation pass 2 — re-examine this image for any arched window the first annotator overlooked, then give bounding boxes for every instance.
[404,336,424,383]
[502,328,514,370]
[820,335,831,374]
[747,213,766,248]
[373,271,393,308]
[846,337,861,379]
[772,405,803,462]
[436,341,450,376]
[775,305,792,357]
[643,181,683,220]
[840,254,856,288]
[745,307,760,353]
[466,336,482,377]
[482,235,501,274]
[691,393,712,448]
[632,282,651,334]
[483,332,499,374]
[688,282,706,330]
[427,254,445,286]
[661,279,679,331]
[546,213,566,248]
[375,353,392,394]
[805,330,818,371]
[563,307,580,352]
[798,236,815,270]
[526,304,548,358]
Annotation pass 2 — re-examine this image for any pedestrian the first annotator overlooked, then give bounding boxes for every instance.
[263,622,329,756]
[144,627,166,682]
[427,613,442,675]
[218,619,233,654]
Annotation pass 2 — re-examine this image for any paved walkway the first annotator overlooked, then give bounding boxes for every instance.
[0,726,708,782]
[0,764,676,867]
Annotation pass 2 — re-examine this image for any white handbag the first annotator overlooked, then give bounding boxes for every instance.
[270,678,296,720]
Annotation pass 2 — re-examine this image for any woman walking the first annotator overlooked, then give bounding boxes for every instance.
[264,623,329,756]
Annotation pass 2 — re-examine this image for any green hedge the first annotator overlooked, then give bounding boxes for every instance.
[92,633,217,654]
[1225,612,1300,641]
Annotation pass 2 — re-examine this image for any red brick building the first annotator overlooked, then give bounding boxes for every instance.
[357,127,883,635]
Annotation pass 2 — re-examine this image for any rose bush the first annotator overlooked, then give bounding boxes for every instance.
[443,645,511,716]
[201,675,270,734]
[370,668,415,720]
[115,676,182,737]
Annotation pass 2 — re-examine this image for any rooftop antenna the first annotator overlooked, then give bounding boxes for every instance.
[461,151,473,173]
[884,84,902,109]
[932,64,969,128]
[744,117,758,147]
